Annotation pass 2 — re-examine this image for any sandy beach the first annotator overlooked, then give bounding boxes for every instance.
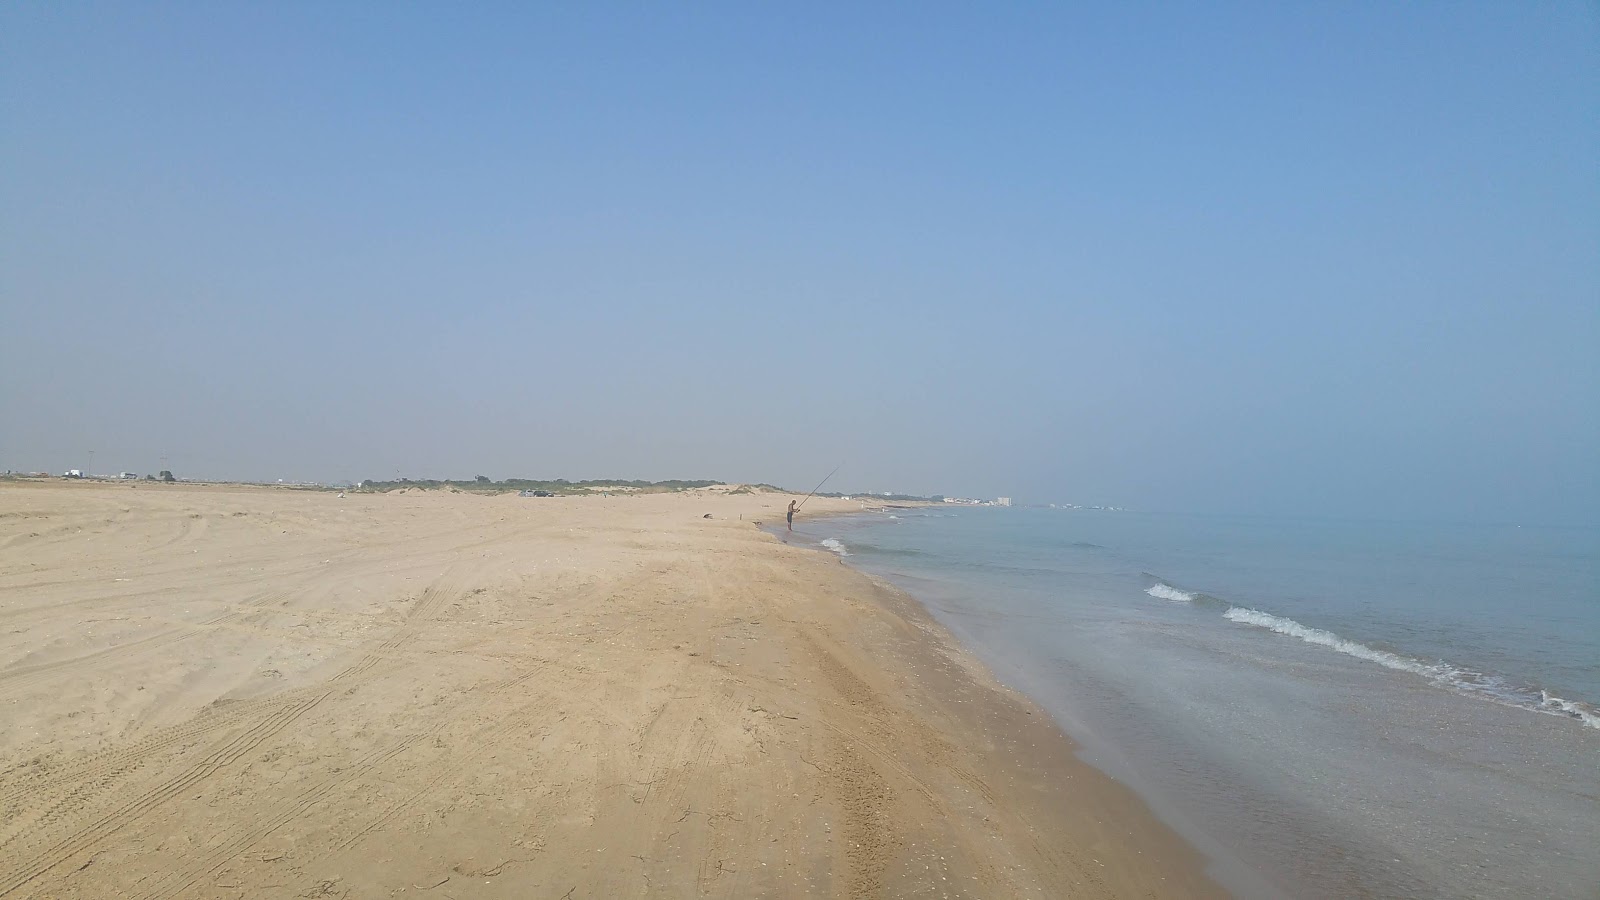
[0,480,1222,899]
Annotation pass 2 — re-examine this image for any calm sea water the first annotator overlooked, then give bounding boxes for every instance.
[789,508,1600,900]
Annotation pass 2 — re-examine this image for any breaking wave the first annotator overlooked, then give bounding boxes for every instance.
[1223,607,1600,729]
[1222,608,1449,676]
[819,538,849,557]
[1538,692,1600,729]
[1147,583,1197,603]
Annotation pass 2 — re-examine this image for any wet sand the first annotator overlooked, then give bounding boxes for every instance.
[0,480,1223,898]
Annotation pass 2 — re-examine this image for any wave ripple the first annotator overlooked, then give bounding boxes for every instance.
[1146,583,1197,603]
[1222,606,1599,729]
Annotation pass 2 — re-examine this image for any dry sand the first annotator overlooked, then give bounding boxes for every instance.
[0,480,1223,899]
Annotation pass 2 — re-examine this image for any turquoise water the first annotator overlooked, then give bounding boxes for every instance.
[788,509,1600,899]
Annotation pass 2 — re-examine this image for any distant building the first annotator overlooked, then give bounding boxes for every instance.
[995,497,1012,507]
[120,472,138,480]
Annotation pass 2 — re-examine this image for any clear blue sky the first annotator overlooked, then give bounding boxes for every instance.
[3,2,1596,522]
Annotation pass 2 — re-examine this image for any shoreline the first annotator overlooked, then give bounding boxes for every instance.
[791,507,1600,900]
[763,513,1233,896]
[0,480,1223,898]
[777,511,1277,898]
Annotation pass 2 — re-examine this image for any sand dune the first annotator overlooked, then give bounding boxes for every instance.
[0,481,1220,898]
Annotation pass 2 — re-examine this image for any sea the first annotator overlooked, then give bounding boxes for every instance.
[785,508,1600,900]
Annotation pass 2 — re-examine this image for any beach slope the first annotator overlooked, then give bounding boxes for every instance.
[0,481,1221,898]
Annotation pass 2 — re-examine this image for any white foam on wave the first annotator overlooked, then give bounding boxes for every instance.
[1146,583,1197,603]
[1223,607,1600,729]
[1539,692,1600,729]
[819,538,850,557]
[1223,607,1451,678]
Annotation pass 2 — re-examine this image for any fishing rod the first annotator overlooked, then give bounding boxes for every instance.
[794,462,843,511]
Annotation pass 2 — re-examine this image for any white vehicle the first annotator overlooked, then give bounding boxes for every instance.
[64,469,83,478]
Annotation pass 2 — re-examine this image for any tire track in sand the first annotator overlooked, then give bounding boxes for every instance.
[0,574,469,899]
[0,574,450,818]
[0,692,329,898]
[794,630,900,900]
[0,588,296,700]
[152,662,565,899]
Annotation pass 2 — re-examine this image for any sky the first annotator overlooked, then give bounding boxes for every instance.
[2,2,1597,523]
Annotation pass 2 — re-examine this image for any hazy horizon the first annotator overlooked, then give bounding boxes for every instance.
[4,4,1597,525]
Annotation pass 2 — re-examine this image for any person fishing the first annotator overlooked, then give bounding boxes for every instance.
[790,464,841,533]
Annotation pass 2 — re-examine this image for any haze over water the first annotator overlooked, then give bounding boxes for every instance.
[797,508,1600,899]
